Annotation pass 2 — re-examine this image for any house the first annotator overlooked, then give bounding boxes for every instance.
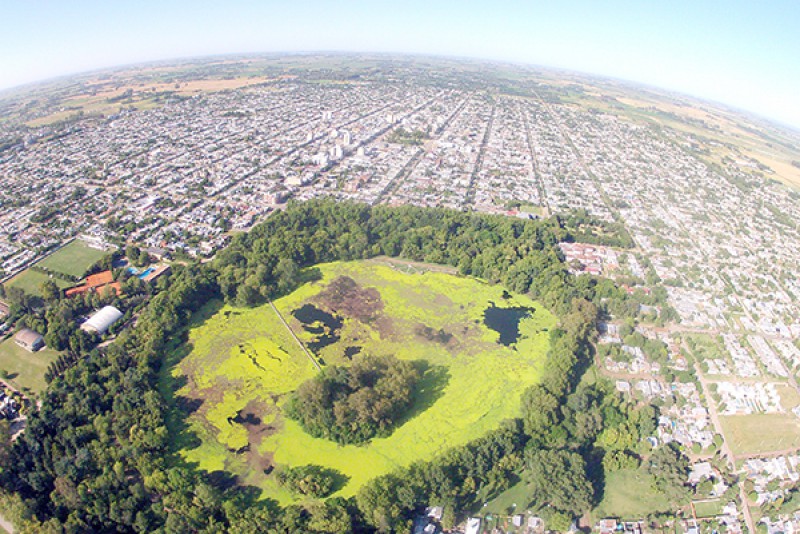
[597,518,618,534]
[14,328,44,352]
[464,518,481,534]
[81,306,124,334]
[528,516,545,533]
[688,462,713,485]
[145,247,168,261]
[425,507,443,522]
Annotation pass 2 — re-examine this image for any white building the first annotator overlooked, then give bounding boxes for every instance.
[81,306,124,334]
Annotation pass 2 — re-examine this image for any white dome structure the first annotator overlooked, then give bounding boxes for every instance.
[81,305,124,334]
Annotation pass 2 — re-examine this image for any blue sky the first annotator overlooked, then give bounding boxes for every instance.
[1,0,798,127]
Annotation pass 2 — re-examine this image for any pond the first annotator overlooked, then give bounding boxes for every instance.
[291,304,344,354]
[483,302,535,346]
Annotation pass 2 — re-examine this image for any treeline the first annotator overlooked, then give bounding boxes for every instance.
[0,200,678,532]
[217,199,581,316]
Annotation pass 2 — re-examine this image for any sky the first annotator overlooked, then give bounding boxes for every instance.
[1,0,798,127]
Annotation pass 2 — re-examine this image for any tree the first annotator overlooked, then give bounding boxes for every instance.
[276,465,340,498]
[520,385,561,446]
[647,443,691,506]
[286,355,422,444]
[40,280,61,303]
[524,448,593,516]
[274,257,299,295]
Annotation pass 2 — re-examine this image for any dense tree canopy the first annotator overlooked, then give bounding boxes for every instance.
[286,355,422,445]
[524,448,593,516]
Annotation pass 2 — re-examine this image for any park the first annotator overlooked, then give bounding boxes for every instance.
[161,259,556,503]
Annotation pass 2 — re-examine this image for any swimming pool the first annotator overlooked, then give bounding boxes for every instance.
[128,266,155,279]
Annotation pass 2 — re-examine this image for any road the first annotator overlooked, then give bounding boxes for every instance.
[693,358,756,534]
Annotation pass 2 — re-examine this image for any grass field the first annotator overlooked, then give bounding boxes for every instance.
[692,499,724,518]
[37,240,108,278]
[161,260,556,503]
[481,478,533,519]
[478,479,531,532]
[592,469,671,520]
[777,384,800,411]
[720,414,800,456]
[4,269,71,297]
[0,337,60,393]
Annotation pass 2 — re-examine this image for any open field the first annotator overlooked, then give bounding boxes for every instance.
[563,83,800,189]
[37,240,108,278]
[0,337,60,393]
[4,269,71,297]
[25,76,272,127]
[720,414,800,457]
[481,478,533,523]
[693,499,724,518]
[777,384,800,411]
[162,260,556,503]
[592,468,670,520]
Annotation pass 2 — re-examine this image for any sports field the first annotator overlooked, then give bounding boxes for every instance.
[37,240,108,278]
[4,269,71,297]
[0,337,60,393]
[162,260,555,502]
[719,414,800,457]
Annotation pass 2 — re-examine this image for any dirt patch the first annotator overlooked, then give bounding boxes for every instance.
[415,324,453,345]
[315,276,384,322]
[229,399,282,473]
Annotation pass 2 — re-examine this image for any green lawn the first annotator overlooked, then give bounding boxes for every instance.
[37,240,108,278]
[161,260,556,503]
[693,499,724,518]
[4,269,71,297]
[592,468,672,520]
[720,414,800,456]
[481,478,534,528]
[0,337,60,393]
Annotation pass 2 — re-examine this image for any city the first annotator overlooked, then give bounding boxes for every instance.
[1,56,800,533]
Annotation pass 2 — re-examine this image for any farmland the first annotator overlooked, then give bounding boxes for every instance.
[162,259,556,503]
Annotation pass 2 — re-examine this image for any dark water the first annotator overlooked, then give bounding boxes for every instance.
[344,346,362,359]
[483,302,534,346]
[292,304,343,353]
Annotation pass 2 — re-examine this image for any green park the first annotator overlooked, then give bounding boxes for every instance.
[161,259,555,503]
